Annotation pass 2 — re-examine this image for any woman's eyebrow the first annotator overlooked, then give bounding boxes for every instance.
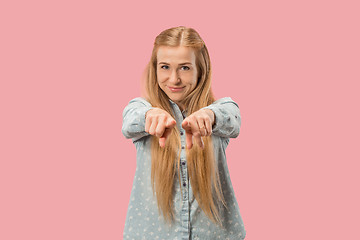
[158,62,192,65]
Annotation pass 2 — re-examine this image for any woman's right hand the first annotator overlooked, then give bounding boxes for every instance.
[145,108,177,148]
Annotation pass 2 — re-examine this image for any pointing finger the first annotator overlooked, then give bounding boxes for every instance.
[159,127,173,148]
[186,131,193,149]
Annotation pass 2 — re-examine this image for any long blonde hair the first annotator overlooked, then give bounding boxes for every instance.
[144,26,226,225]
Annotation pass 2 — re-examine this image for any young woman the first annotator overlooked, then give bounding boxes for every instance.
[122,26,246,240]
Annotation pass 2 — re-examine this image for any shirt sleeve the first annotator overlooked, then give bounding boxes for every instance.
[201,97,241,138]
[122,97,155,142]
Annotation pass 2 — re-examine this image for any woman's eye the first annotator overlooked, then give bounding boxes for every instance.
[161,65,169,70]
[181,66,190,70]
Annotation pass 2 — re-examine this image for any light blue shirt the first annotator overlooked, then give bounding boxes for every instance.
[122,97,246,240]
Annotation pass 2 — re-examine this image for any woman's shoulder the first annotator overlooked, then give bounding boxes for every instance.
[126,97,152,107]
[211,96,238,105]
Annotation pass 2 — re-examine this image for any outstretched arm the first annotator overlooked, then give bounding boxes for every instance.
[181,97,241,149]
[122,97,177,144]
[201,97,241,138]
[122,97,154,142]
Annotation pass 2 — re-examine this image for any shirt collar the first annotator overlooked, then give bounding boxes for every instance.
[168,99,187,117]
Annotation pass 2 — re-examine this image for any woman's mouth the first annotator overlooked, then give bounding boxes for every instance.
[168,86,185,92]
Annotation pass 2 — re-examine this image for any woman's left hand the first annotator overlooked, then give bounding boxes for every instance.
[181,109,215,149]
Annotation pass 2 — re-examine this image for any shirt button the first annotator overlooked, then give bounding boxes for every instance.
[183,183,186,187]
[181,162,185,165]
[180,131,184,135]
[182,146,185,149]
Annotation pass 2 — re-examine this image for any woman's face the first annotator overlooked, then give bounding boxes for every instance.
[156,46,198,110]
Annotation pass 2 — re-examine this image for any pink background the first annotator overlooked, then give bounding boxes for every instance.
[1,0,359,239]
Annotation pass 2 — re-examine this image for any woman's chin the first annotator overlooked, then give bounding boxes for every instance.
[167,95,183,103]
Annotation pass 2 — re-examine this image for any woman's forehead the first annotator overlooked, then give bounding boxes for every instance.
[157,46,196,63]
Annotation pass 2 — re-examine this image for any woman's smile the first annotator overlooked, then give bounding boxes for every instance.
[168,86,185,92]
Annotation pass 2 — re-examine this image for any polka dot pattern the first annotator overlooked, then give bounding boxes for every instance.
[122,97,246,239]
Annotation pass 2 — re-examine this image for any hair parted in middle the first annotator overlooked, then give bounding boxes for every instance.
[143,26,227,226]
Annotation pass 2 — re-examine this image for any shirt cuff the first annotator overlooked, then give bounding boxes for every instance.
[131,106,155,143]
[201,105,224,134]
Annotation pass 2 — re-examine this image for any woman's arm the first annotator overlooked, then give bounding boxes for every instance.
[201,97,241,138]
[122,97,154,142]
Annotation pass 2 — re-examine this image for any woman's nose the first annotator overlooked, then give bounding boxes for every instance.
[169,70,180,84]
